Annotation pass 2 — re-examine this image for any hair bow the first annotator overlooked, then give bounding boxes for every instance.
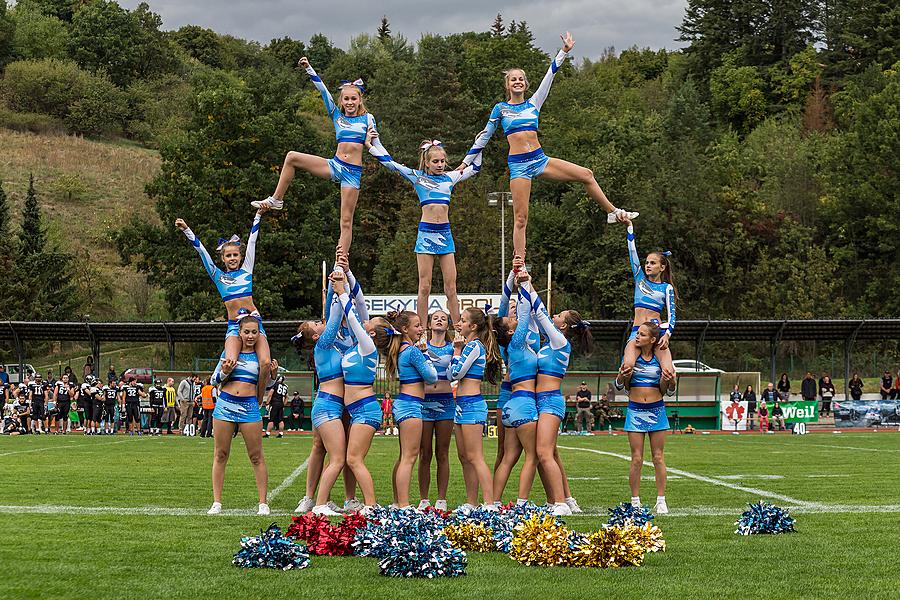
[661,251,672,257]
[291,332,303,344]
[420,140,443,150]
[216,235,241,251]
[650,318,660,326]
[483,303,493,315]
[384,328,401,337]
[340,78,366,93]
[573,320,590,330]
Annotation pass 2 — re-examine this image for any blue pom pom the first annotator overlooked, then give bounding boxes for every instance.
[735,501,796,535]
[607,502,654,527]
[232,523,310,570]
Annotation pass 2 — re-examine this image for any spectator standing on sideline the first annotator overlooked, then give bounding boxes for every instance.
[772,402,785,431]
[881,370,894,400]
[290,391,304,431]
[606,381,616,405]
[892,370,900,401]
[594,392,611,429]
[758,400,770,432]
[163,378,177,434]
[200,378,215,438]
[849,374,864,401]
[777,373,790,401]
[176,374,196,433]
[759,383,778,414]
[46,369,56,386]
[83,356,94,380]
[819,376,836,416]
[729,384,741,403]
[63,366,78,387]
[801,372,817,403]
[0,365,7,386]
[574,381,594,433]
[107,365,117,385]
[381,392,394,435]
[743,385,757,427]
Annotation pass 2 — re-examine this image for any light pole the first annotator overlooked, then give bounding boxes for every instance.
[487,192,513,289]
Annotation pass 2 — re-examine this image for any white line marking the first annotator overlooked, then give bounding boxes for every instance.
[266,457,309,503]
[570,475,685,481]
[716,474,784,480]
[0,440,127,457]
[575,504,900,518]
[805,443,900,453]
[558,445,815,507]
[806,474,850,478]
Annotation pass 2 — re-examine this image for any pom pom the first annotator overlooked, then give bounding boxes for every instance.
[353,507,466,577]
[286,513,369,556]
[568,525,649,568]
[606,502,654,527]
[633,522,667,554]
[232,523,310,570]
[443,522,496,552]
[735,501,796,535]
[509,515,571,566]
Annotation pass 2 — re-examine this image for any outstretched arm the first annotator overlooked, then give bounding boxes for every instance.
[317,293,344,350]
[510,284,534,350]
[461,105,501,167]
[531,48,570,110]
[449,341,483,381]
[498,269,517,318]
[177,220,219,282]
[339,292,375,355]
[663,284,676,337]
[302,58,338,118]
[448,151,482,185]
[367,137,418,184]
[345,269,368,321]
[626,224,642,280]
[524,279,568,350]
[241,211,263,273]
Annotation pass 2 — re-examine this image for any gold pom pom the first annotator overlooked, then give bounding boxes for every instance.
[443,523,496,553]
[569,523,665,568]
[509,515,571,566]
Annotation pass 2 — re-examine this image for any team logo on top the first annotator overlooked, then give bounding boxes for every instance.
[638,279,662,299]
[336,116,357,129]
[500,107,524,118]
[416,175,441,190]
[219,273,237,285]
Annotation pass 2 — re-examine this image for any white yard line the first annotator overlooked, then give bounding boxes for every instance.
[805,443,900,453]
[558,445,816,507]
[0,505,295,517]
[0,439,127,458]
[266,457,310,503]
[576,504,900,518]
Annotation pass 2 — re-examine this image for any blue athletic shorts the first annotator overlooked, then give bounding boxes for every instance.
[506,389,538,427]
[328,156,362,189]
[212,390,261,423]
[311,390,344,429]
[347,395,382,430]
[536,390,566,420]
[624,400,669,432]
[508,148,549,181]
[422,392,455,422]
[226,317,267,339]
[454,394,487,426]
[415,221,455,255]
[497,381,512,426]
[393,392,424,424]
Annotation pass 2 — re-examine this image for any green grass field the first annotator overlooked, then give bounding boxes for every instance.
[1,431,898,599]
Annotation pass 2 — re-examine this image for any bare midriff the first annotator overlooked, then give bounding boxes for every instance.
[335,141,364,165]
[507,130,541,156]
[224,297,258,321]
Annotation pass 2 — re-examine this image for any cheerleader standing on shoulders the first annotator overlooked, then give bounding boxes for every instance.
[207,310,278,516]
[366,132,481,325]
[418,310,457,512]
[620,216,678,385]
[523,271,590,515]
[175,207,271,405]
[384,311,438,507]
[492,263,543,505]
[615,321,674,514]
[255,57,376,252]
[449,308,502,511]
[457,32,636,258]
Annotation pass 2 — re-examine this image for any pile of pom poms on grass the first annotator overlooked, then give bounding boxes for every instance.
[231,502,667,576]
[735,501,796,535]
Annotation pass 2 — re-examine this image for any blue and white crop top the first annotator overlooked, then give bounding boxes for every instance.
[627,225,676,337]
[324,267,368,354]
[315,291,345,384]
[305,64,377,144]
[630,354,662,388]
[211,349,274,389]
[339,291,378,386]
[507,285,539,384]
[524,280,571,380]
[462,49,569,165]
[498,269,541,351]
[398,342,438,386]
[426,340,454,381]
[368,139,481,209]
[449,339,486,381]
[182,212,260,303]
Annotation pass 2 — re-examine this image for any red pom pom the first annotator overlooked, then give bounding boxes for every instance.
[286,512,369,556]
[422,505,452,520]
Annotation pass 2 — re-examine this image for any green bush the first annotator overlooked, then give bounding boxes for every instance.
[11,6,70,60]
[0,105,66,134]
[66,81,127,136]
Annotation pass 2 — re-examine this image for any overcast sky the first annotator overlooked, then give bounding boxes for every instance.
[117,0,688,60]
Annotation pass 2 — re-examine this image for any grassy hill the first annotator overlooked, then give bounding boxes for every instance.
[0,129,165,320]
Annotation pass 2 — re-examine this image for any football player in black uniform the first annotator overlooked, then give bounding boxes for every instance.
[28,374,48,434]
[54,374,74,434]
[123,378,145,435]
[265,375,288,439]
[147,379,166,435]
[100,380,119,435]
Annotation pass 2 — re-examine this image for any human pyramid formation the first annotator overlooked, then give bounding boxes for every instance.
[174,32,679,519]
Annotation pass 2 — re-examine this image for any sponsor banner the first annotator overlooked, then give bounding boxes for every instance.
[720,400,749,430]
[833,400,900,428]
[779,400,818,423]
[365,294,501,316]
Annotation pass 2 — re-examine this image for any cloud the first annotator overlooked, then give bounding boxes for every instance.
[119,0,688,58]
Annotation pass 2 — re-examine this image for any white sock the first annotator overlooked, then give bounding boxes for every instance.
[565,496,576,503]
[516,498,527,506]
[656,496,665,503]
[631,496,641,507]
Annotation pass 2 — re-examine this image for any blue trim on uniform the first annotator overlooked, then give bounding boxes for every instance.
[624,401,669,432]
[635,302,662,312]
[347,395,382,430]
[318,373,343,383]
[310,75,322,82]
[223,291,254,302]
[393,392,424,423]
[500,381,513,391]
[537,369,565,378]
[507,389,538,427]
[418,221,452,232]
[415,221,455,255]
[505,124,539,136]
[509,375,536,385]
[422,392,455,422]
[628,399,664,410]
[508,148,549,181]
[332,156,363,171]
[536,390,566,420]
[454,394,488,426]
[212,390,261,423]
[507,148,546,163]
[311,390,344,428]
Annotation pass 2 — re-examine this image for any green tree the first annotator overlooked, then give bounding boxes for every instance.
[10,4,69,60]
[306,33,340,71]
[0,1,15,67]
[377,15,390,41]
[173,24,224,68]
[0,180,12,264]
[19,174,46,257]
[490,13,505,37]
[15,0,76,22]
[265,36,305,69]
[821,0,900,81]
[68,0,142,85]
[677,0,762,79]
[709,51,768,131]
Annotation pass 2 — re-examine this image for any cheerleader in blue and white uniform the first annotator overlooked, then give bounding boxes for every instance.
[448,307,502,510]
[417,310,457,511]
[175,208,271,405]
[616,320,675,515]
[366,132,481,326]
[207,310,278,516]
[457,32,636,258]
[525,272,591,515]
[255,57,377,252]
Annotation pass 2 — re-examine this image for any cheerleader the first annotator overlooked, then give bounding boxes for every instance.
[366,132,481,325]
[176,207,271,404]
[449,308,502,510]
[384,311,438,507]
[255,57,376,252]
[207,310,278,516]
[620,216,678,387]
[457,32,636,257]
[615,321,674,514]
[418,310,456,511]
[524,271,590,515]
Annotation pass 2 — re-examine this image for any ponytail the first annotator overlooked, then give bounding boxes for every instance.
[464,307,502,384]
[292,322,318,371]
[651,251,679,302]
[381,310,416,378]
[562,310,594,356]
